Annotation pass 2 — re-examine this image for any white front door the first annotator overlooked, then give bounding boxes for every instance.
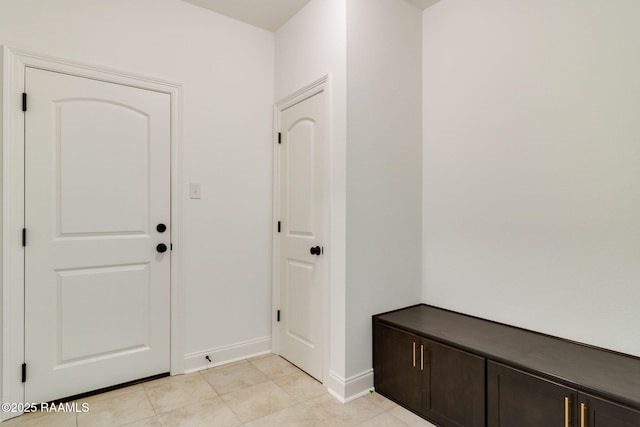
[24,67,171,403]
[276,89,327,381]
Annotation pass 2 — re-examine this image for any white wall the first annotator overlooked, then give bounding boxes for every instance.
[275,0,348,394]
[346,0,422,380]
[275,0,422,399]
[0,0,275,369]
[423,0,640,356]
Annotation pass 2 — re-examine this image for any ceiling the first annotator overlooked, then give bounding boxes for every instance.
[404,0,441,11]
[180,0,441,32]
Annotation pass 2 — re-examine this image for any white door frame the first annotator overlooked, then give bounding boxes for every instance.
[0,46,185,416]
[271,75,330,382]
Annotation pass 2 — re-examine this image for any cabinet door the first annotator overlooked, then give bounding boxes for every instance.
[373,323,427,414]
[579,393,640,427]
[426,340,485,427]
[488,361,577,427]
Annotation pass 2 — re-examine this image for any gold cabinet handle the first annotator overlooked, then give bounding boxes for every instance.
[564,397,570,427]
[412,342,416,368]
[420,345,425,370]
[580,402,586,427]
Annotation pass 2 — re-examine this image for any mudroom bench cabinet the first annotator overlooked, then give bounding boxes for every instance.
[373,304,640,427]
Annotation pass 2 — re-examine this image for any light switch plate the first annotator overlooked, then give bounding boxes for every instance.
[189,182,201,199]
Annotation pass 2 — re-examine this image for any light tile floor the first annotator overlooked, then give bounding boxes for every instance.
[4,354,437,427]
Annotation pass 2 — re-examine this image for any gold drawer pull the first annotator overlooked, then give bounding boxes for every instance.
[420,345,425,370]
[564,397,570,427]
[580,402,586,427]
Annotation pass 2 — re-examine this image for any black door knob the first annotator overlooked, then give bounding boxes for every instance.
[310,246,321,256]
[156,223,167,233]
[156,243,168,253]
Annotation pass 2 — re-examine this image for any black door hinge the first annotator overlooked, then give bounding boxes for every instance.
[22,93,27,112]
[278,132,281,144]
[21,363,26,383]
[277,221,281,233]
[277,310,281,322]
[22,228,26,247]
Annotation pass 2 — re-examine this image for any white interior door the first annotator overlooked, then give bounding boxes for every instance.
[277,90,326,381]
[24,67,171,403]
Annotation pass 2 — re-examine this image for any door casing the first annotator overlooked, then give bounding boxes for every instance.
[272,76,330,384]
[0,46,184,419]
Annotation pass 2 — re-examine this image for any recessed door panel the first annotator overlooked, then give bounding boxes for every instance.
[286,260,314,346]
[287,119,315,236]
[57,100,149,236]
[57,264,150,364]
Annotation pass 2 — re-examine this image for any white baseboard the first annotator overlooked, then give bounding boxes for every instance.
[326,371,346,402]
[182,336,271,374]
[326,369,374,403]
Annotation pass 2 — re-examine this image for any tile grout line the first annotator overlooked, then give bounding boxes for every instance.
[140,383,160,425]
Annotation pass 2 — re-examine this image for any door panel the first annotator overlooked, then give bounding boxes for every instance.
[580,393,640,427]
[58,264,150,363]
[373,324,426,415]
[428,341,485,427]
[57,100,149,235]
[25,67,170,403]
[286,260,314,345]
[287,119,315,235]
[278,91,326,381]
[488,361,576,427]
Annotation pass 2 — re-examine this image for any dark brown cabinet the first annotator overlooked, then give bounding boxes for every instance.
[580,393,640,427]
[488,362,640,427]
[374,324,427,414]
[373,305,640,427]
[374,323,485,427]
[488,362,577,427]
[428,340,485,427]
